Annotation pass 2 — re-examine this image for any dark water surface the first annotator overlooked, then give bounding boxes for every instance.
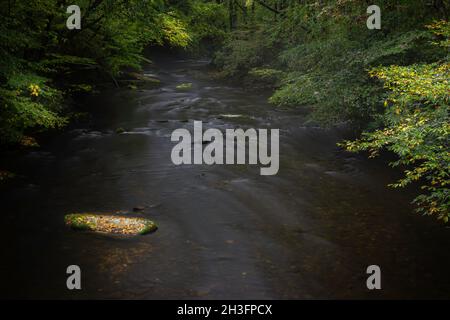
[1,59,450,299]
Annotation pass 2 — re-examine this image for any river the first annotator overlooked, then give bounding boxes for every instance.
[1,57,449,299]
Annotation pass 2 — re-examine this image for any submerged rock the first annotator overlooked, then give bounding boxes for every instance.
[118,72,161,89]
[176,83,193,91]
[219,114,245,118]
[20,136,40,148]
[65,213,157,235]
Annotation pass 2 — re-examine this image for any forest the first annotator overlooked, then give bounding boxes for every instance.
[1,0,450,301]
[0,0,448,222]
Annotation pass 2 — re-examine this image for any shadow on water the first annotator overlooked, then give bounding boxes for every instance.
[1,56,450,299]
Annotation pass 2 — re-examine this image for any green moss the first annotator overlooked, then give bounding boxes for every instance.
[246,68,284,89]
[64,213,158,235]
[64,214,96,231]
[137,77,161,89]
[139,221,158,235]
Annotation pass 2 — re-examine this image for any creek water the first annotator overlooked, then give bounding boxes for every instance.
[1,58,450,299]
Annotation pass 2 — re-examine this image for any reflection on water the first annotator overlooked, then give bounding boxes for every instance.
[1,58,450,299]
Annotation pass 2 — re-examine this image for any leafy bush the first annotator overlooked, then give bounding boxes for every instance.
[343,21,450,220]
[269,3,442,125]
[213,26,279,79]
[187,0,228,52]
[0,0,219,145]
[0,72,66,143]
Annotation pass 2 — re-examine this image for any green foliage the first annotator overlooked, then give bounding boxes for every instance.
[214,1,449,219]
[343,21,450,221]
[270,4,443,125]
[214,26,277,78]
[187,1,228,51]
[0,0,227,144]
[215,0,447,125]
[0,71,66,143]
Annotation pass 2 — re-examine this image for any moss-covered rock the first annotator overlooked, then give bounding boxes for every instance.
[116,127,126,134]
[65,213,157,235]
[245,68,284,89]
[176,83,193,91]
[20,136,39,148]
[0,170,15,182]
